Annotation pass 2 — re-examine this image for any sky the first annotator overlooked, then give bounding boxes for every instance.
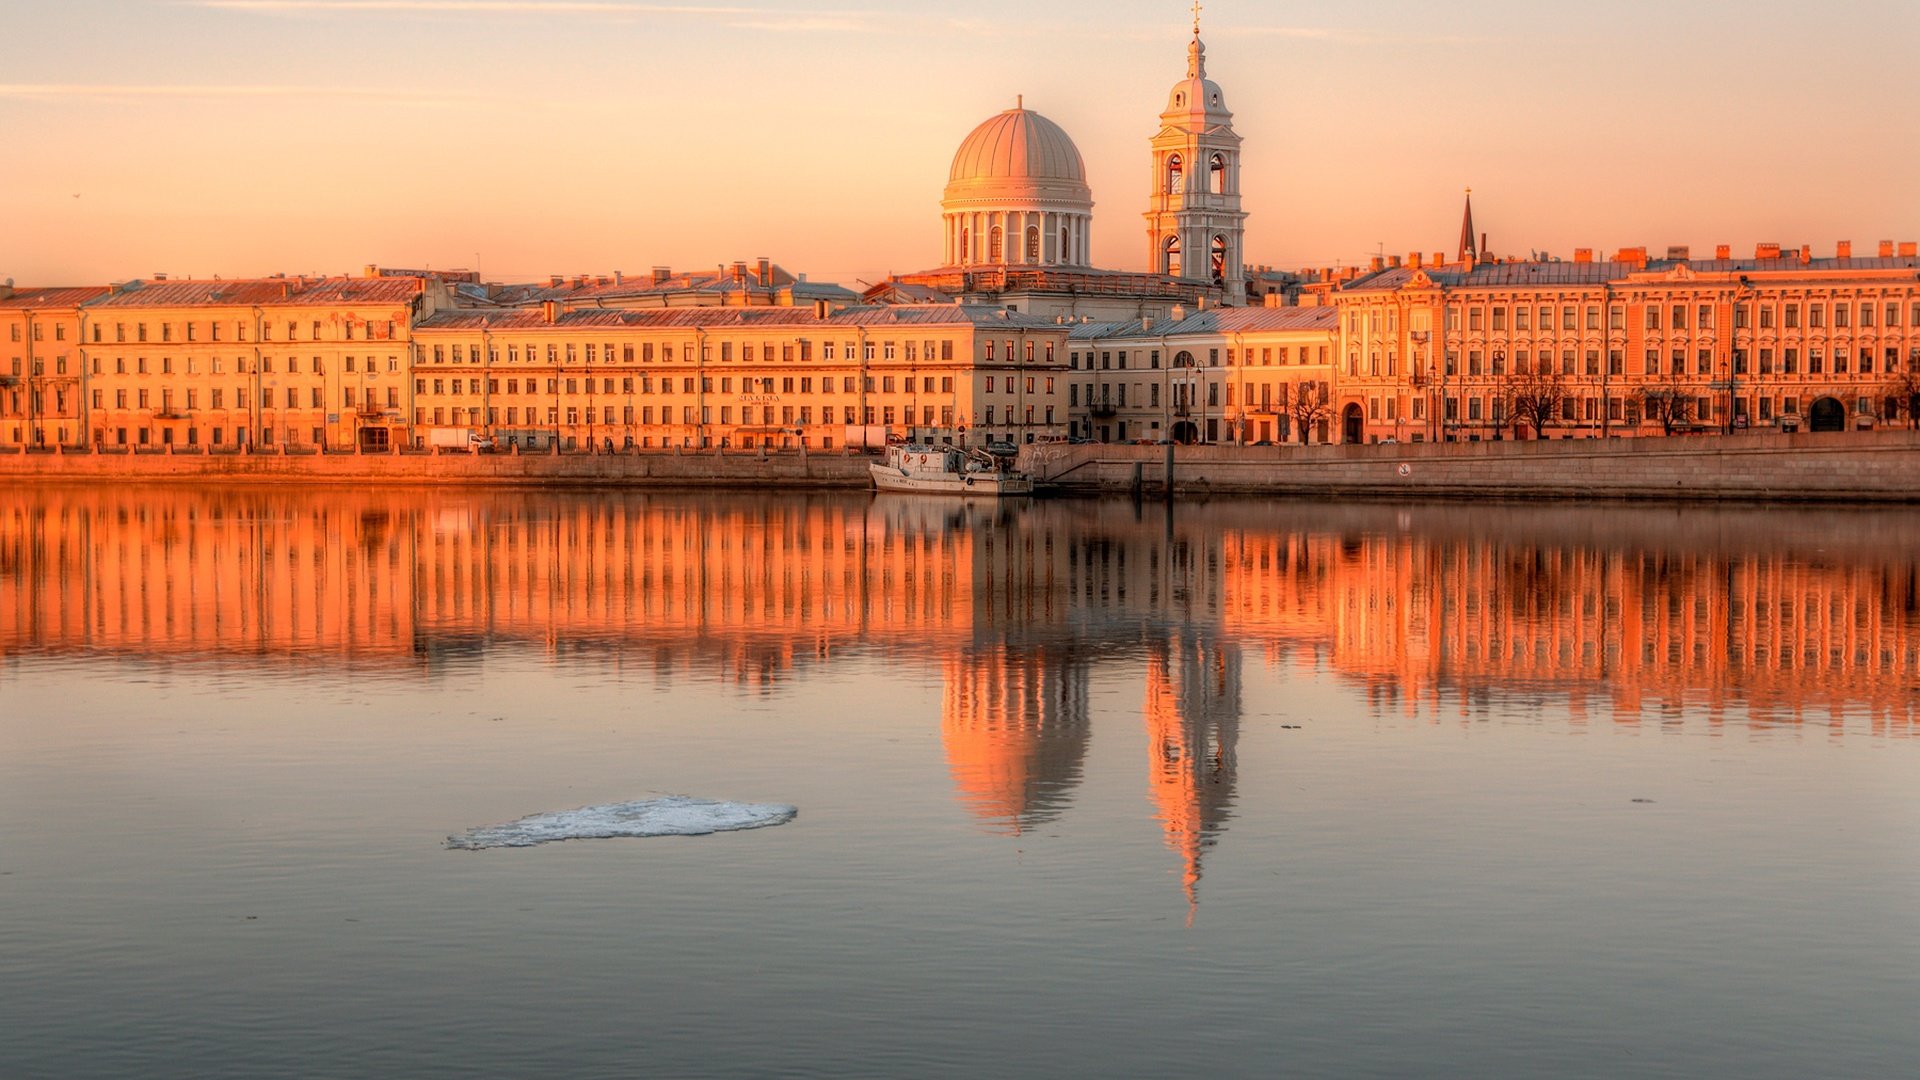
[3,0,1918,286]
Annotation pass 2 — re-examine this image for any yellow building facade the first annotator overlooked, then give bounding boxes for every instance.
[1331,241,1920,444]
[409,303,1070,451]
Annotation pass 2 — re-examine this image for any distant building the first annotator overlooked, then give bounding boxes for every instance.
[1067,304,1338,445]
[75,272,442,451]
[464,259,855,311]
[0,285,110,447]
[409,303,1070,451]
[1331,212,1920,444]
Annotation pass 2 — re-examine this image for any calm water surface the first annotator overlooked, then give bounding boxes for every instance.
[2,486,1917,1079]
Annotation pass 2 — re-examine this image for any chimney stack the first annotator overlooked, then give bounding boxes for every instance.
[542,300,559,324]
[1837,240,1853,259]
[1756,243,1781,259]
[1573,248,1593,263]
[1880,240,1896,258]
[756,257,772,286]
[1799,244,1812,265]
[1902,242,1918,258]
[1716,245,1731,260]
[1369,255,1385,272]
[1666,246,1690,262]
[1408,252,1422,269]
[651,266,671,285]
[731,261,748,285]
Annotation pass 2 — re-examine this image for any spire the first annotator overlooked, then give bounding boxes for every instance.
[1458,188,1477,263]
[1187,0,1207,77]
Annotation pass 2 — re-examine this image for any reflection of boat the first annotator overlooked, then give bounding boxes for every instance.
[870,444,1033,496]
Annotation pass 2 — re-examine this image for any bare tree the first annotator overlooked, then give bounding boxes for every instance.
[1507,365,1569,440]
[1285,380,1332,445]
[1633,373,1696,436]
[1885,369,1920,429]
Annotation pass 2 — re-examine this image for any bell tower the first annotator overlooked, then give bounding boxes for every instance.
[1145,5,1247,300]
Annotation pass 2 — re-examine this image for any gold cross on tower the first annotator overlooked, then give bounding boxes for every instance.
[1191,0,1202,36]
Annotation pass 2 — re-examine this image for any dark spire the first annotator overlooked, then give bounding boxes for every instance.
[1458,188,1477,263]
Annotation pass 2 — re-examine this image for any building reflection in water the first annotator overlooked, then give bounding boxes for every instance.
[5,488,1920,913]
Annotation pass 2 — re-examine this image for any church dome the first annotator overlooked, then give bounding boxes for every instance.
[947,105,1088,185]
[939,100,1095,269]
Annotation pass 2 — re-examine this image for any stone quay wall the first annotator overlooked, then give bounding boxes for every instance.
[1026,430,1920,503]
[0,445,874,488]
[6,433,1920,502]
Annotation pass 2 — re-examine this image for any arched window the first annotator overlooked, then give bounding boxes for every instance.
[960,228,971,263]
[1210,235,1228,284]
[1164,235,1182,277]
[1166,154,1184,195]
[1209,153,1227,195]
[1059,226,1070,263]
[1173,350,1196,368]
[989,227,1004,262]
[1025,226,1040,262]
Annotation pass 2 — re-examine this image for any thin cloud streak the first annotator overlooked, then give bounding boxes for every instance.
[188,1,849,15]
[0,83,485,104]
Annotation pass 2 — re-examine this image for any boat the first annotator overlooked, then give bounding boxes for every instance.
[869,443,1034,496]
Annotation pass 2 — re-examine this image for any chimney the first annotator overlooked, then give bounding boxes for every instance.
[1369,255,1385,272]
[1837,240,1852,259]
[1388,255,1402,268]
[651,266,671,285]
[1666,246,1690,262]
[1573,248,1593,263]
[1799,244,1811,265]
[549,275,564,287]
[1434,252,1446,268]
[756,257,772,286]
[1408,252,1423,269]
[154,272,168,281]
[812,299,830,319]
[363,264,381,278]
[1197,296,1209,310]
[1902,242,1918,258]
[1170,304,1186,321]
[542,300,559,324]
[1880,240,1896,257]
[1756,243,1781,259]
[280,281,293,300]
[1140,315,1154,333]
[731,261,748,285]
[1716,245,1731,260]
[1263,292,1284,308]
[613,270,623,285]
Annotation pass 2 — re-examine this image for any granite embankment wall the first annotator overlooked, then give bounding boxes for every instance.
[7,432,1920,501]
[0,446,874,487]
[1030,430,1920,502]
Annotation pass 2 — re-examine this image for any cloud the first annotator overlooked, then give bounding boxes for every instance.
[0,83,482,106]
[187,1,847,16]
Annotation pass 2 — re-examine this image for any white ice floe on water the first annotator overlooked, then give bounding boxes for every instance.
[447,795,797,850]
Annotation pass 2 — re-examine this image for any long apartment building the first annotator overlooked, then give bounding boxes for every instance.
[408,302,1070,451]
[1330,238,1920,445]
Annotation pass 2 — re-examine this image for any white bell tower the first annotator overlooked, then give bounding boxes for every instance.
[1144,5,1247,300]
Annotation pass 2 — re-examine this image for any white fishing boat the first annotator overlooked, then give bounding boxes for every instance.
[869,443,1034,496]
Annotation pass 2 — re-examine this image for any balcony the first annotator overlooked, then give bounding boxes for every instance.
[1090,403,1117,418]
[153,409,190,420]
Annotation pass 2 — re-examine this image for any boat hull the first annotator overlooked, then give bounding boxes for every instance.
[869,462,1033,496]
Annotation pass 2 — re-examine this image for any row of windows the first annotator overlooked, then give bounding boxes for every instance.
[1411,345,1920,378]
[87,386,404,411]
[1429,394,1893,424]
[412,375,973,397]
[8,323,66,342]
[1361,301,1920,336]
[408,404,1056,429]
[85,319,397,345]
[85,354,401,376]
[424,339,976,365]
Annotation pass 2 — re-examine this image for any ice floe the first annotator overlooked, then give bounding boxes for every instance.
[448,795,797,850]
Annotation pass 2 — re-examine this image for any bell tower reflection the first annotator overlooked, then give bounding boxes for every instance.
[1144,631,1240,917]
[941,645,1091,835]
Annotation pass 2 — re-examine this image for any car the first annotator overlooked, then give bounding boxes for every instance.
[1251,439,1274,446]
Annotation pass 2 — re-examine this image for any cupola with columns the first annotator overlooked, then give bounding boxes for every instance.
[941,97,1095,269]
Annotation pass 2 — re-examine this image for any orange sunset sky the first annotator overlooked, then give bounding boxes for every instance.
[3,0,1917,287]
